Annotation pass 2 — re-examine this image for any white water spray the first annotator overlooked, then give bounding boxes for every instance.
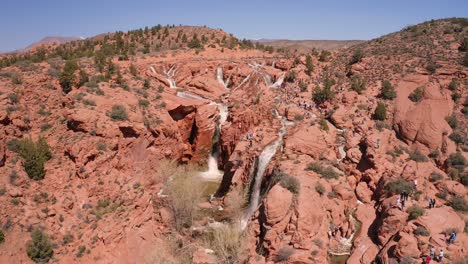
[240,111,289,230]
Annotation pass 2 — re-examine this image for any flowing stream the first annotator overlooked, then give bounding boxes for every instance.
[240,111,289,230]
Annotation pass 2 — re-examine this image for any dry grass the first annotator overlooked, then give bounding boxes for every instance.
[202,223,247,264]
[165,166,205,231]
[223,187,247,220]
[148,236,195,264]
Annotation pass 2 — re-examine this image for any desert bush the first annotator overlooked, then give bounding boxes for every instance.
[62,233,74,245]
[447,152,466,170]
[203,224,245,264]
[407,205,425,220]
[464,52,468,67]
[459,37,468,52]
[299,80,308,92]
[414,226,430,236]
[327,191,338,199]
[449,132,464,144]
[19,137,52,180]
[315,182,325,196]
[59,60,78,94]
[0,230,4,243]
[448,79,459,91]
[138,99,150,108]
[129,64,137,76]
[27,229,54,263]
[452,93,461,102]
[409,150,428,162]
[350,76,366,94]
[11,72,23,85]
[446,115,458,129]
[319,119,329,131]
[8,93,19,104]
[294,115,304,121]
[78,70,89,87]
[276,246,295,262]
[165,170,204,230]
[319,50,331,62]
[429,172,443,182]
[426,60,438,74]
[109,105,128,121]
[372,102,387,121]
[284,70,296,83]
[385,178,414,195]
[408,87,424,102]
[7,138,21,152]
[350,49,364,64]
[306,162,340,179]
[380,80,396,100]
[450,196,468,212]
[305,55,314,75]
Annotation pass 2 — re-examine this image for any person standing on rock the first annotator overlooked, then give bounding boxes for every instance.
[425,255,431,264]
[401,198,406,209]
[448,232,456,244]
[438,249,444,262]
[430,246,435,259]
[396,197,401,209]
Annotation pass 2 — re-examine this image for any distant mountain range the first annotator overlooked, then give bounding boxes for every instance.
[3,36,83,54]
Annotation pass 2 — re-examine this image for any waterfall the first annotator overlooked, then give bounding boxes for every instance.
[163,65,177,88]
[240,112,288,230]
[200,103,229,181]
[217,67,230,89]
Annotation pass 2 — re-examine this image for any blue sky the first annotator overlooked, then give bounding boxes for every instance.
[1,0,467,52]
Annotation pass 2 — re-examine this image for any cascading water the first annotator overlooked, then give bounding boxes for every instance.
[240,112,289,230]
[200,103,228,181]
[163,65,177,88]
[216,67,230,89]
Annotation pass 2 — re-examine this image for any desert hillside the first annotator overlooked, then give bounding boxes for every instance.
[0,19,467,264]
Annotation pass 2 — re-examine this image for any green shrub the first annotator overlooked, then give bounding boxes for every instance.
[138,99,150,108]
[350,49,364,64]
[59,60,78,94]
[452,93,461,102]
[372,102,387,121]
[319,50,331,62]
[447,152,467,170]
[312,85,334,105]
[449,132,464,144]
[448,79,459,91]
[19,137,52,180]
[306,162,340,179]
[129,64,137,76]
[277,173,300,195]
[276,246,294,262]
[294,115,304,121]
[408,87,424,102]
[315,183,325,196]
[446,115,458,129]
[380,80,396,100]
[8,93,19,104]
[27,229,54,263]
[284,70,296,83]
[76,245,86,258]
[426,60,438,74]
[414,226,430,236]
[409,150,428,162]
[109,105,128,121]
[350,76,366,94]
[299,80,308,92]
[450,196,468,212]
[319,119,329,131]
[385,178,414,195]
[305,55,314,75]
[7,138,21,152]
[429,172,443,182]
[407,205,425,220]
